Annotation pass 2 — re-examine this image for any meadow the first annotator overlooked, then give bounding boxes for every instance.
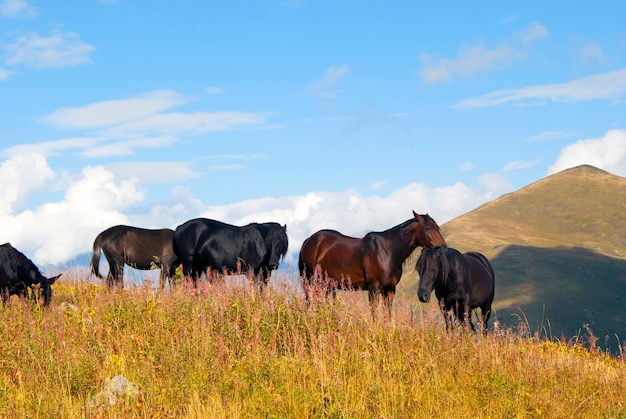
[0,271,625,418]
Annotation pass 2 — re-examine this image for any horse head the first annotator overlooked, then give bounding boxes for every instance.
[416,246,449,303]
[412,211,447,248]
[39,273,61,305]
[263,224,289,271]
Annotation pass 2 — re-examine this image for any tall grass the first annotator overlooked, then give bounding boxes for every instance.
[0,271,624,418]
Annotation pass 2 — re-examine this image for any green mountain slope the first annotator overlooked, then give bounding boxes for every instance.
[398,165,626,352]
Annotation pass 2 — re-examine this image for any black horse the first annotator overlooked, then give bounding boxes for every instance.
[416,246,495,332]
[91,225,181,289]
[172,218,288,286]
[0,243,61,305]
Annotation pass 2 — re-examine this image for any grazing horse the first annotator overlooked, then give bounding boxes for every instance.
[172,218,288,286]
[298,211,446,309]
[416,246,495,332]
[91,225,180,290]
[0,243,61,305]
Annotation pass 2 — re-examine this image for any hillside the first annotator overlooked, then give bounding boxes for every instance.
[398,165,626,353]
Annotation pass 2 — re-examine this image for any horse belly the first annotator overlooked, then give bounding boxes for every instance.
[317,247,365,288]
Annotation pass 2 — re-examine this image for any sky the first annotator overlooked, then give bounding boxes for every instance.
[1,0,626,273]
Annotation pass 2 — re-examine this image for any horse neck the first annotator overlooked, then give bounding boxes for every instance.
[381,221,422,262]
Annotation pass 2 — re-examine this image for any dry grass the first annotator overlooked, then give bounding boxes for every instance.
[0,271,624,418]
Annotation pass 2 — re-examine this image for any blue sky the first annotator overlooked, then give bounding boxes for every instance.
[1,0,626,271]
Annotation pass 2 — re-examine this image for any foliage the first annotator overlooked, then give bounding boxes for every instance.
[0,274,624,418]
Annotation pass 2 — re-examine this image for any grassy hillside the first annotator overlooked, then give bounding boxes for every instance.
[1,277,624,418]
[398,165,626,353]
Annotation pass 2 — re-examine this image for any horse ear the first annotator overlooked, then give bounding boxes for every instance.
[282,224,287,231]
[48,273,61,284]
[412,210,419,218]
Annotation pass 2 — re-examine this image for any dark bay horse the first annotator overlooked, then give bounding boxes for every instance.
[298,211,446,309]
[172,218,288,286]
[416,246,495,332]
[91,225,180,290]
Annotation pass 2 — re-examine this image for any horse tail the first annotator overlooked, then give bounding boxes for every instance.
[91,233,103,279]
[297,252,305,278]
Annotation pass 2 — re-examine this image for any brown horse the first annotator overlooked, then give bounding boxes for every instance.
[91,225,180,290]
[298,211,446,309]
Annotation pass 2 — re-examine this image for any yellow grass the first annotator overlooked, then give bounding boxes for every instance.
[0,272,624,418]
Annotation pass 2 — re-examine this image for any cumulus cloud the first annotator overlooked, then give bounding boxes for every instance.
[456,67,626,108]
[0,152,54,213]
[4,31,94,69]
[0,164,145,265]
[0,141,514,267]
[191,177,512,268]
[548,129,626,176]
[419,22,547,83]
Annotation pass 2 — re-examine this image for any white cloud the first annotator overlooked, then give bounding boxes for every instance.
[458,162,475,171]
[5,31,94,69]
[0,165,145,265]
[578,43,604,65]
[194,178,512,267]
[0,148,514,267]
[3,137,98,157]
[0,152,54,213]
[42,90,188,130]
[106,161,198,184]
[304,64,349,97]
[206,86,224,94]
[109,111,267,135]
[420,22,547,83]
[502,160,539,172]
[515,22,548,44]
[0,0,36,17]
[524,130,571,142]
[548,129,626,176]
[0,67,13,80]
[457,67,626,108]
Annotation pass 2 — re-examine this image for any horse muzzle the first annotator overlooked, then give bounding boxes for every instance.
[417,290,431,303]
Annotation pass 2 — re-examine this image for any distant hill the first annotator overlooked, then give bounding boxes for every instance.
[398,165,626,353]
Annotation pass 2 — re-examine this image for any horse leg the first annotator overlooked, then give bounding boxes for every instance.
[108,263,124,289]
[157,265,167,292]
[479,303,492,333]
[457,302,475,331]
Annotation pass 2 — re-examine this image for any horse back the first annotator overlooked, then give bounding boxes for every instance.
[462,252,495,300]
[299,230,366,286]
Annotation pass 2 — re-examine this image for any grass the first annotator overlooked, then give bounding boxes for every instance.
[0,271,625,418]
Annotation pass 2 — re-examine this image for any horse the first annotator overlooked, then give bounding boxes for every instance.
[0,243,61,305]
[172,218,288,286]
[416,246,495,332]
[245,222,289,285]
[91,225,181,290]
[298,211,446,310]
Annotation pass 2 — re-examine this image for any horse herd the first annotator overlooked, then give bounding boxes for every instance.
[1,210,496,331]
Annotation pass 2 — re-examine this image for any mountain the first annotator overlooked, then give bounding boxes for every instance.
[398,165,626,353]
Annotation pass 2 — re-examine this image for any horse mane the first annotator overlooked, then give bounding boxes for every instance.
[437,246,450,284]
[417,246,450,284]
